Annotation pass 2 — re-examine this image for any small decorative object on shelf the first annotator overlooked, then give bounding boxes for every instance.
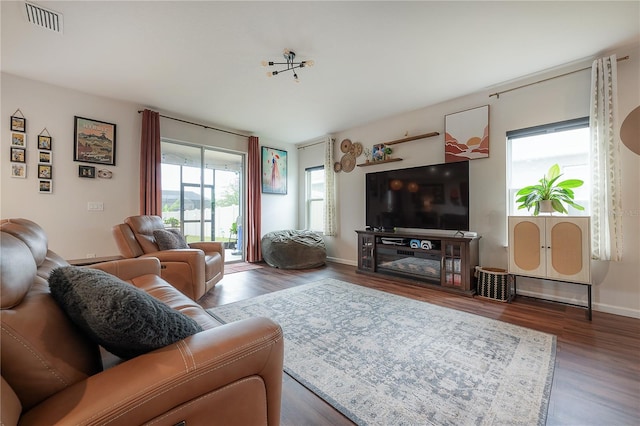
[363,148,371,163]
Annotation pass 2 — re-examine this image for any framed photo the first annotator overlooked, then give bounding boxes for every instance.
[11,132,26,147]
[372,143,386,161]
[261,146,287,194]
[39,180,52,194]
[38,135,52,150]
[10,147,26,163]
[11,163,26,178]
[445,105,490,163]
[38,164,52,179]
[79,165,96,178]
[39,150,53,164]
[11,115,26,132]
[74,116,116,165]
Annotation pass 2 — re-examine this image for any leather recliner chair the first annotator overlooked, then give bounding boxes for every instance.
[112,215,224,300]
[1,218,283,426]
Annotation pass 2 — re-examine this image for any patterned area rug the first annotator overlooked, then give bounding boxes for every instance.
[208,278,556,425]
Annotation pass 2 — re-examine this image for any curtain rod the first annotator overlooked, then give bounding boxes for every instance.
[489,55,629,99]
[137,110,250,138]
[297,140,327,149]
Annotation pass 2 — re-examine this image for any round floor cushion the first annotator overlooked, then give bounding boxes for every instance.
[261,230,326,269]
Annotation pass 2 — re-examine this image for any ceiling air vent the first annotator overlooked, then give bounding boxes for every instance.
[24,1,63,33]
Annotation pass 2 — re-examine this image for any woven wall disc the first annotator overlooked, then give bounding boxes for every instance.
[333,161,342,172]
[352,142,363,157]
[340,153,356,172]
[340,138,353,153]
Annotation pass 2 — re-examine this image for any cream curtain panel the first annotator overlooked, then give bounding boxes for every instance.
[590,54,623,261]
[324,137,338,236]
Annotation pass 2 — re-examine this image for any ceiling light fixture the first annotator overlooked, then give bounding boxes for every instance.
[262,49,314,82]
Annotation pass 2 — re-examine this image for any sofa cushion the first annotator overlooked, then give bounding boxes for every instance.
[49,266,202,359]
[153,229,189,250]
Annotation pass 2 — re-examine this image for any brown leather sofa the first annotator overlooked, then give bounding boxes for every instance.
[1,218,283,426]
[112,215,224,300]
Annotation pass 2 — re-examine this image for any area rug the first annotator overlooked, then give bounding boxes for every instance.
[208,278,556,426]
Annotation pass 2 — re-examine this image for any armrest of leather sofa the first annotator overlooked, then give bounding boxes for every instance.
[19,317,284,426]
[89,257,161,281]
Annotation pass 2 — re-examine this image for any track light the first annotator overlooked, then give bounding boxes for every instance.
[262,49,314,81]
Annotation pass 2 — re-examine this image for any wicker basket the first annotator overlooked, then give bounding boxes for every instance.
[475,266,512,302]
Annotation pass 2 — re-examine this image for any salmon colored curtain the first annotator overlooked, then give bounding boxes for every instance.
[140,109,162,215]
[246,136,262,262]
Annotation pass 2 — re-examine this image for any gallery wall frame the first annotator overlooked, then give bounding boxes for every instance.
[38,164,52,179]
[11,163,26,178]
[444,105,490,163]
[10,147,26,163]
[261,146,287,194]
[39,151,52,164]
[74,116,116,165]
[39,180,52,194]
[10,114,26,132]
[79,165,96,178]
[38,135,52,150]
[11,132,26,147]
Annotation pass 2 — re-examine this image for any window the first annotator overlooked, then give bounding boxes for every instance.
[507,117,590,216]
[305,166,325,232]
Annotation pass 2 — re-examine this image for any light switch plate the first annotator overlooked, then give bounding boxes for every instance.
[87,202,104,211]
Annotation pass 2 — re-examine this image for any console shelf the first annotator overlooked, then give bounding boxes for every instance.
[356,230,480,296]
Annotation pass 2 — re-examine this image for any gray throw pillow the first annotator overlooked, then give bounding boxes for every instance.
[153,228,189,250]
[49,266,202,359]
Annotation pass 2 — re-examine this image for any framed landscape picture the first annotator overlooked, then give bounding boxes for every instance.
[261,146,287,194]
[74,116,116,165]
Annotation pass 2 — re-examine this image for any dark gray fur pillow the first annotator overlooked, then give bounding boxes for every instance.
[49,266,202,359]
[153,228,189,250]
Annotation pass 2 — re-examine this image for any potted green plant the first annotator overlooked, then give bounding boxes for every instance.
[515,163,585,215]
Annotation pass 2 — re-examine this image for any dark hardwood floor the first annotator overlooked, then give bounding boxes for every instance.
[198,262,640,426]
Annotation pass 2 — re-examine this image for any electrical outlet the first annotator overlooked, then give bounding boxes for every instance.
[86,253,96,258]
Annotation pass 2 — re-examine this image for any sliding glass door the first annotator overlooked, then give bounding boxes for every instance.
[161,140,244,263]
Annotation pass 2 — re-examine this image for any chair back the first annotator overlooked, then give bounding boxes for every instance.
[124,215,165,254]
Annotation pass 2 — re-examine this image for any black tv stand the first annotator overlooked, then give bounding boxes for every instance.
[356,229,480,296]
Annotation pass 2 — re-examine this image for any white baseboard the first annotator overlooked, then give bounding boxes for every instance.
[326,257,356,267]
[515,289,640,319]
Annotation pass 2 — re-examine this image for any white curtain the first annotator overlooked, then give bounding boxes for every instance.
[324,137,338,236]
[590,54,623,261]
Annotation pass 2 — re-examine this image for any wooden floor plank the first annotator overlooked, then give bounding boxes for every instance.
[199,262,640,426]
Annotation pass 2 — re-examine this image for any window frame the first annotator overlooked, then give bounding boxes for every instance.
[506,116,590,217]
[305,165,325,232]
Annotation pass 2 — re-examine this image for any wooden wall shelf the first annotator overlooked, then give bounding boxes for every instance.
[357,158,403,167]
[383,132,440,146]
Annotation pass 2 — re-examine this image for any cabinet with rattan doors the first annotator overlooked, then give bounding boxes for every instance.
[508,216,590,284]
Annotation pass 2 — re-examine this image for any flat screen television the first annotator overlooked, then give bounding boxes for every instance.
[365,161,469,231]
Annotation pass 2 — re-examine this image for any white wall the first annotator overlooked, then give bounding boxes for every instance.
[304,45,639,318]
[1,73,298,259]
